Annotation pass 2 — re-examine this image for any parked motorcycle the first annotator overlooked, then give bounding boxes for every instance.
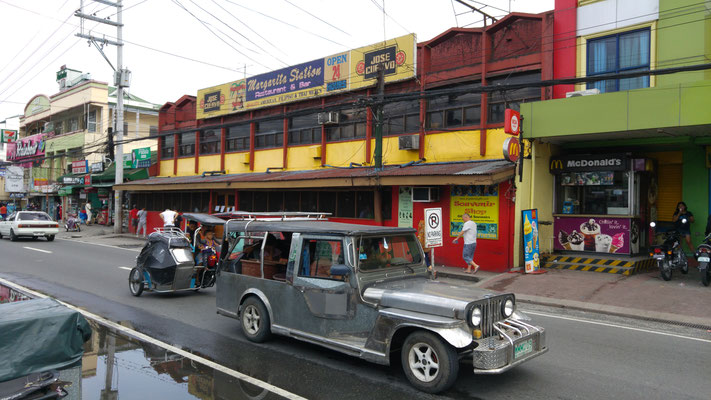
[649,221,689,281]
[64,214,81,232]
[694,232,711,286]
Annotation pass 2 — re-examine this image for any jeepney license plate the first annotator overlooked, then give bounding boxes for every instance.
[514,339,533,359]
[698,256,710,262]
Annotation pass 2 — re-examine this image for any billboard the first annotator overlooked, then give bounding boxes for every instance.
[450,184,499,240]
[6,133,45,162]
[197,34,416,119]
[4,166,24,193]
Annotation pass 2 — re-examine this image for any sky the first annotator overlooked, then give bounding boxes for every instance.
[0,0,554,121]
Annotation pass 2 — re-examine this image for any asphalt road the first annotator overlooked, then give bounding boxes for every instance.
[1,237,710,400]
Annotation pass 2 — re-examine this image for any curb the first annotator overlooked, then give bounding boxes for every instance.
[516,294,711,330]
[436,270,481,282]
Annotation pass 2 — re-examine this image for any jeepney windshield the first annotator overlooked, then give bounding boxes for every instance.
[358,235,422,271]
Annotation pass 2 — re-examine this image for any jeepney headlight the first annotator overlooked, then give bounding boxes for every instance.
[470,306,482,326]
[503,298,515,317]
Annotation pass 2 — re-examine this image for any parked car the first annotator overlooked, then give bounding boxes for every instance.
[216,212,548,394]
[0,211,59,241]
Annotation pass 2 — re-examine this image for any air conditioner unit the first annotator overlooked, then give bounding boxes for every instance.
[241,153,250,164]
[318,111,340,125]
[309,145,322,159]
[565,88,600,98]
[398,135,420,150]
[412,187,440,202]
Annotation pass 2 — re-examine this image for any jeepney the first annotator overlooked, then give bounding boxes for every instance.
[215,212,547,393]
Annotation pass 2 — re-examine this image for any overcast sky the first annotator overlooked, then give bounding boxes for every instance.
[0,0,553,121]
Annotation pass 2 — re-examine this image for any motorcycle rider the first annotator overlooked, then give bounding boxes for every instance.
[672,201,695,253]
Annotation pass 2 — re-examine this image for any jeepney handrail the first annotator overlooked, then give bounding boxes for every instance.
[259,231,269,279]
[224,211,331,222]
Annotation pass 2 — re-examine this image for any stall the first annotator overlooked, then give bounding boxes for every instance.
[550,154,652,256]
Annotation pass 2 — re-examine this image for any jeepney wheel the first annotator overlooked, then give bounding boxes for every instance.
[129,268,144,297]
[9,229,17,242]
[241,297,271,343]
[401,331,459,394]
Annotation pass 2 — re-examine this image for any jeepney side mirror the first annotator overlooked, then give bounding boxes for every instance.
[329,264,351,281]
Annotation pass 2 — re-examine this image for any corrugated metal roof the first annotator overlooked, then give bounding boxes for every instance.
[118,159,514,187]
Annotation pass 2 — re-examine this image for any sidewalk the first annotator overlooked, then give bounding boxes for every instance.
[436,264,711,328]
[56,223,147,248]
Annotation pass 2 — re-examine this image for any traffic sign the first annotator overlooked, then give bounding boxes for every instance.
[424,208,443,248]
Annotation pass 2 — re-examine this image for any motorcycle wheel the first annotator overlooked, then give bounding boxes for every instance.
[702,267,710,287]
[660,260,672,281]
[129,268,144,297]
[680,255,689,274]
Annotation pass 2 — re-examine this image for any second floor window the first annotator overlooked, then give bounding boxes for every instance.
[87,110,97,133]
[289,113,321,145]
[427,83,481,129]
[254,119,283,149]
[587,28,650,93]
[226,124,250,152]
[326,109,366,142]
[384,100,420,136]
[199,129,220,155]
[178,132,195,157]
[161,134,175,159]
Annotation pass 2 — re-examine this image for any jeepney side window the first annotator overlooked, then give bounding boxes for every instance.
[298,239,345,279]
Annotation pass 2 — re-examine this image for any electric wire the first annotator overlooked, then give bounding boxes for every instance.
[283,0,351,37]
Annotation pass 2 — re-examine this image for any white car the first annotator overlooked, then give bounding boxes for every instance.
[0,211,59,241]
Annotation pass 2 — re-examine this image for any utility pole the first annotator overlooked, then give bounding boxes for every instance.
[373,65,385,170]
[75,0,129,233]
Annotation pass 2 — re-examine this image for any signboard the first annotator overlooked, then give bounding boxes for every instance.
[504,109,520,135]
[1,129,17,143]
[450,184,499,239]
[554,216,639,255]
[132,147,151,168]
[123,153,133,169]
[61,175,90,185]
[522,209,540,273]
[90,162,104,173]
[4,165,24,192]
[424,207,443,248]
[197,34,416,119]
[71,160,88,174]
[549,154,628,174]
[6,133,45,162]
[503,137,520,163]
[398,186,413,228]
[24,95,50,117]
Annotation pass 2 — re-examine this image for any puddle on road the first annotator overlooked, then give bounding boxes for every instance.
[1,283,285,400]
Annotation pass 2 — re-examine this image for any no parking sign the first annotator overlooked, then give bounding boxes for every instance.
[424,208,443,248]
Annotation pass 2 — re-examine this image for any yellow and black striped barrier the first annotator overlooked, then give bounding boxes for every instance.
[542,255,657,276]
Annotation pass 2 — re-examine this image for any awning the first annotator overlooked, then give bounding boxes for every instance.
[91,164,149,182]
[58,186,76,196]
[116,159,516,192]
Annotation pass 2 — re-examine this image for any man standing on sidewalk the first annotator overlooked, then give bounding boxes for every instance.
[160,207,178,228]
[129,205,139,234]
[452,213,480,274]
[136,207,148,237]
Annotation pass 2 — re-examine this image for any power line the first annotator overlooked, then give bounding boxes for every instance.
[209,0,288,58]
[283,0,351,37]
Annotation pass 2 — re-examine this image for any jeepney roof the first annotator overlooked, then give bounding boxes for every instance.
[182,212,226,225]
[225,220,416,236]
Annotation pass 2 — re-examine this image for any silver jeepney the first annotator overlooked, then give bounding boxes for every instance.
[216,212,547,393]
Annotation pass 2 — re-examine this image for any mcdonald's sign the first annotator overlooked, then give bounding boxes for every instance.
[550,158,564,173]
[503,137,520,163]
[550,154,628,174]
[504,109,520,136]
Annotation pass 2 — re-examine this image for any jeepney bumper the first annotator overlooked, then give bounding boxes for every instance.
[472,318,548,374]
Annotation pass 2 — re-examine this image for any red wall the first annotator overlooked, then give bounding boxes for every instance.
[553,0,578,98]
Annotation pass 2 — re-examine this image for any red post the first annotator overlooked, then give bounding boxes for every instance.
[220,117,226,171]
[365,89,372,164]
[194,130,200,174]
[173,133,178,175]
[249,114,255,171]
[282,109,288,168]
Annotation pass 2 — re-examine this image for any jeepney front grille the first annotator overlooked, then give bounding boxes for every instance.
[481,297,504,338]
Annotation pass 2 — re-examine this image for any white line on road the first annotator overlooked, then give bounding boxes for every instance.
[526,310,711,344]
[23,246,52,254]
[0,277,306,400]
[118,267,132,271]
[56,238,142,252]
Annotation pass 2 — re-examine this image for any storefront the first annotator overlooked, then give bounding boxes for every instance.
[550,154,652,256]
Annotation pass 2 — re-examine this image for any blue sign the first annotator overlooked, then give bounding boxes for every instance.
[522,209,540,273]
[246,59,324,102]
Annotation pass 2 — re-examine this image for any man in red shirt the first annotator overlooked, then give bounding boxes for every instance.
[0,204,6,220]
[129,205,139,233]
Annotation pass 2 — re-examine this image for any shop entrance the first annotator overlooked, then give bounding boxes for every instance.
[212,191,235,213]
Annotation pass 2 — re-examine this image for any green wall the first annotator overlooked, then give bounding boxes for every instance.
[682,145,709,247]
[656,0,711,86]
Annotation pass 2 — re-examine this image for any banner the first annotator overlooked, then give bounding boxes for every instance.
[522,209,540,273]
[398,186,413,228]
[71,160,88,174]
[4,166,24,192]
[450,184,499,239]
[132,147,151,168]
[554,216,638,255]
[197,34,416,119]
[6,133,45,162]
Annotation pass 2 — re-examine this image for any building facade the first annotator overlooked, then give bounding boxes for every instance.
[15,66,161,221]
[517,0,711,271]
[120,13,555,271]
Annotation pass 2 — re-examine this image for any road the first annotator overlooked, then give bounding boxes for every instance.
[1,236,710,399]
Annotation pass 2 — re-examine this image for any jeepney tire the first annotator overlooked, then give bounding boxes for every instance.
[401,331,459,394]
[9,229,17,242]
[241,297,272,343]
[129,268,144,297]
[702,267,710,287]
[47,235,55,242]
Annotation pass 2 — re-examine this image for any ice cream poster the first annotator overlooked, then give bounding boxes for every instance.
[522,209,540,273]
[554,216,632,254]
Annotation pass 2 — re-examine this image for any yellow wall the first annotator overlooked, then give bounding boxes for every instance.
[324,141,367,167]
[224,153,252,174]
[252,148,283,172]
[287,146,323,171]
[176,158,194,175]
[159,160,173,176]
[198,155,221,173]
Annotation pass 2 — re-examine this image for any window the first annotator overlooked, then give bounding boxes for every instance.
[427,84,481,129]
[487,73,541,124]
[587,29,650,93]
[326,109,367,142]
[289,113,321,145]
[254,119,283,149]
[178,132,196,156]
[226,124,250,152]
[199,129,220,155]
[298,239,345,278]
[358,235,422,271]
[149,126,158,137]
[238,191,253,211]
[66,117,79,133]
[555,171,630,215]
[87,110,97,133]
[161,134,175,159]
[383,100,419,136]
